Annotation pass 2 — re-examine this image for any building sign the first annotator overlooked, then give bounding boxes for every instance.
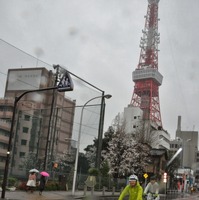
[7,69,43,91]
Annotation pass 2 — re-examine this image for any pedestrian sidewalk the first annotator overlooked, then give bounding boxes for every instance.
[2,190,198,200]
[0,190,120,200]
[0,190,76,200]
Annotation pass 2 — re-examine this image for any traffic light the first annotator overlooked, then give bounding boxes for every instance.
[163,172,167,183]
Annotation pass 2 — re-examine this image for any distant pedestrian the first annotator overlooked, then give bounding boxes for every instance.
[39,175,47,195]
[26,172,36,193]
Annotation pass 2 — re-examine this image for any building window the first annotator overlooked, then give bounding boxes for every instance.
[18,165,24,170]
[134,116,137,119]
[19,152,25,158]
[133,125,136,128]
[21,140,27,146]
[0,142,7,149]
[24,115,30,121]
[23,127,29,133]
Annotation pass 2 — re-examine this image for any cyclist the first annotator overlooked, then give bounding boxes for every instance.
[144,176,159,200]
[118,174,143,200]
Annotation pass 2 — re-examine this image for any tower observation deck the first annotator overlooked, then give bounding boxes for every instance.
[130,0,163,129]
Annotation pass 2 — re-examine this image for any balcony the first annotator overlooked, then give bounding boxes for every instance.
[133,68,163,85]
[0,98,14,106]
[0,111,13,119]
[0,120,11,131]
[0,135,9,144]
[0,148,8,157]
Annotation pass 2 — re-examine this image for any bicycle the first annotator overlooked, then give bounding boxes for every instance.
[143,193,160,200]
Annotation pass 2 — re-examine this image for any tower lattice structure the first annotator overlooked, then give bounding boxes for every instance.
[130,0,163,129]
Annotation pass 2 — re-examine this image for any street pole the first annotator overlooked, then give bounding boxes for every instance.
[1,97,17,199]
[43,66,59,171]
[96,91,105,169]
[72,94,111,196]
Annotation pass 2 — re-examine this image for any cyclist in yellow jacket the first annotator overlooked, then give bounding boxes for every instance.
[118,174,143,200]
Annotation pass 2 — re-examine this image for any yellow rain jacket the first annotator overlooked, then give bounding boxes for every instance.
[118,182,143,200]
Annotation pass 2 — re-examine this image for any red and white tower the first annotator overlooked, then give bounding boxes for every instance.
[130,0,163,129]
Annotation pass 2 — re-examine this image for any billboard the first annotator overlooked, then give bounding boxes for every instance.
[6,69,44,91]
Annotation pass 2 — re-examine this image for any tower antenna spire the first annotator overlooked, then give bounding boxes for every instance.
[130,0,163,129]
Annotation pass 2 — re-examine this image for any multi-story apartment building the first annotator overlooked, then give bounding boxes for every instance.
[0,67,76,177]
[175,116,198,169]
[0,98,13,173]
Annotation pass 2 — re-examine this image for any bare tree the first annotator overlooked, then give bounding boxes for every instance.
[133,120,156,146]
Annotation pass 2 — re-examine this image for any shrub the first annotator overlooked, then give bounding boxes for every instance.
[8,177,17,187]
[88,168,99,176]
[45,181,61,191]
[17,181,27,190]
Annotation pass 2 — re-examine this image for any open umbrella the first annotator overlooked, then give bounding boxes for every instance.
[29,168,39,173]
[40,171,50,177]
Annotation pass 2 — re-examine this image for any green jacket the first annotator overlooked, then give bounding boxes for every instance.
[118,182,143,200]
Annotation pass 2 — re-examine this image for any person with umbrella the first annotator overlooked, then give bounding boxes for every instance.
[39,171,49,195]
[26,169,39,193]
[26,172,37,193]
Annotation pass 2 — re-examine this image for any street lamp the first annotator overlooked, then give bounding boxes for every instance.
[72,94,112,196]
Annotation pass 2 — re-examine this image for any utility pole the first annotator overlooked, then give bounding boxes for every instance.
[96,91,105,169]
[43,65,59,171]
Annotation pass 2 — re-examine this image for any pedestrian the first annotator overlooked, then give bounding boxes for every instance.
[118,174,143,200]
[26,172,36,193]
[144,176,159,200]
[39,175,47,195]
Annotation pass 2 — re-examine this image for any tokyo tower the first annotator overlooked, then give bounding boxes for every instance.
[130,0,163,129]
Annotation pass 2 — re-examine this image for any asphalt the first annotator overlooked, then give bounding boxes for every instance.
[0,190,120,200]
[0,190,198,200]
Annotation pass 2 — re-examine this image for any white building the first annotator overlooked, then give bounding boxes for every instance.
[123,104,170,150]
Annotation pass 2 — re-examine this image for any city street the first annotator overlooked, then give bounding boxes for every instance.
[0,190,78,200]
[0,190,199,200]
[171,195,199,200]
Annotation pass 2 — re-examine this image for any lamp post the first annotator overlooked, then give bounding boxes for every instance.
[96,91,105,169]
[72,94,112,196]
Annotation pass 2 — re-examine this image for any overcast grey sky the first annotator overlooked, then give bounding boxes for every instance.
[0,0,199,141]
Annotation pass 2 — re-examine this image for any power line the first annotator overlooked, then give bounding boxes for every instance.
[0,38,51,67]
